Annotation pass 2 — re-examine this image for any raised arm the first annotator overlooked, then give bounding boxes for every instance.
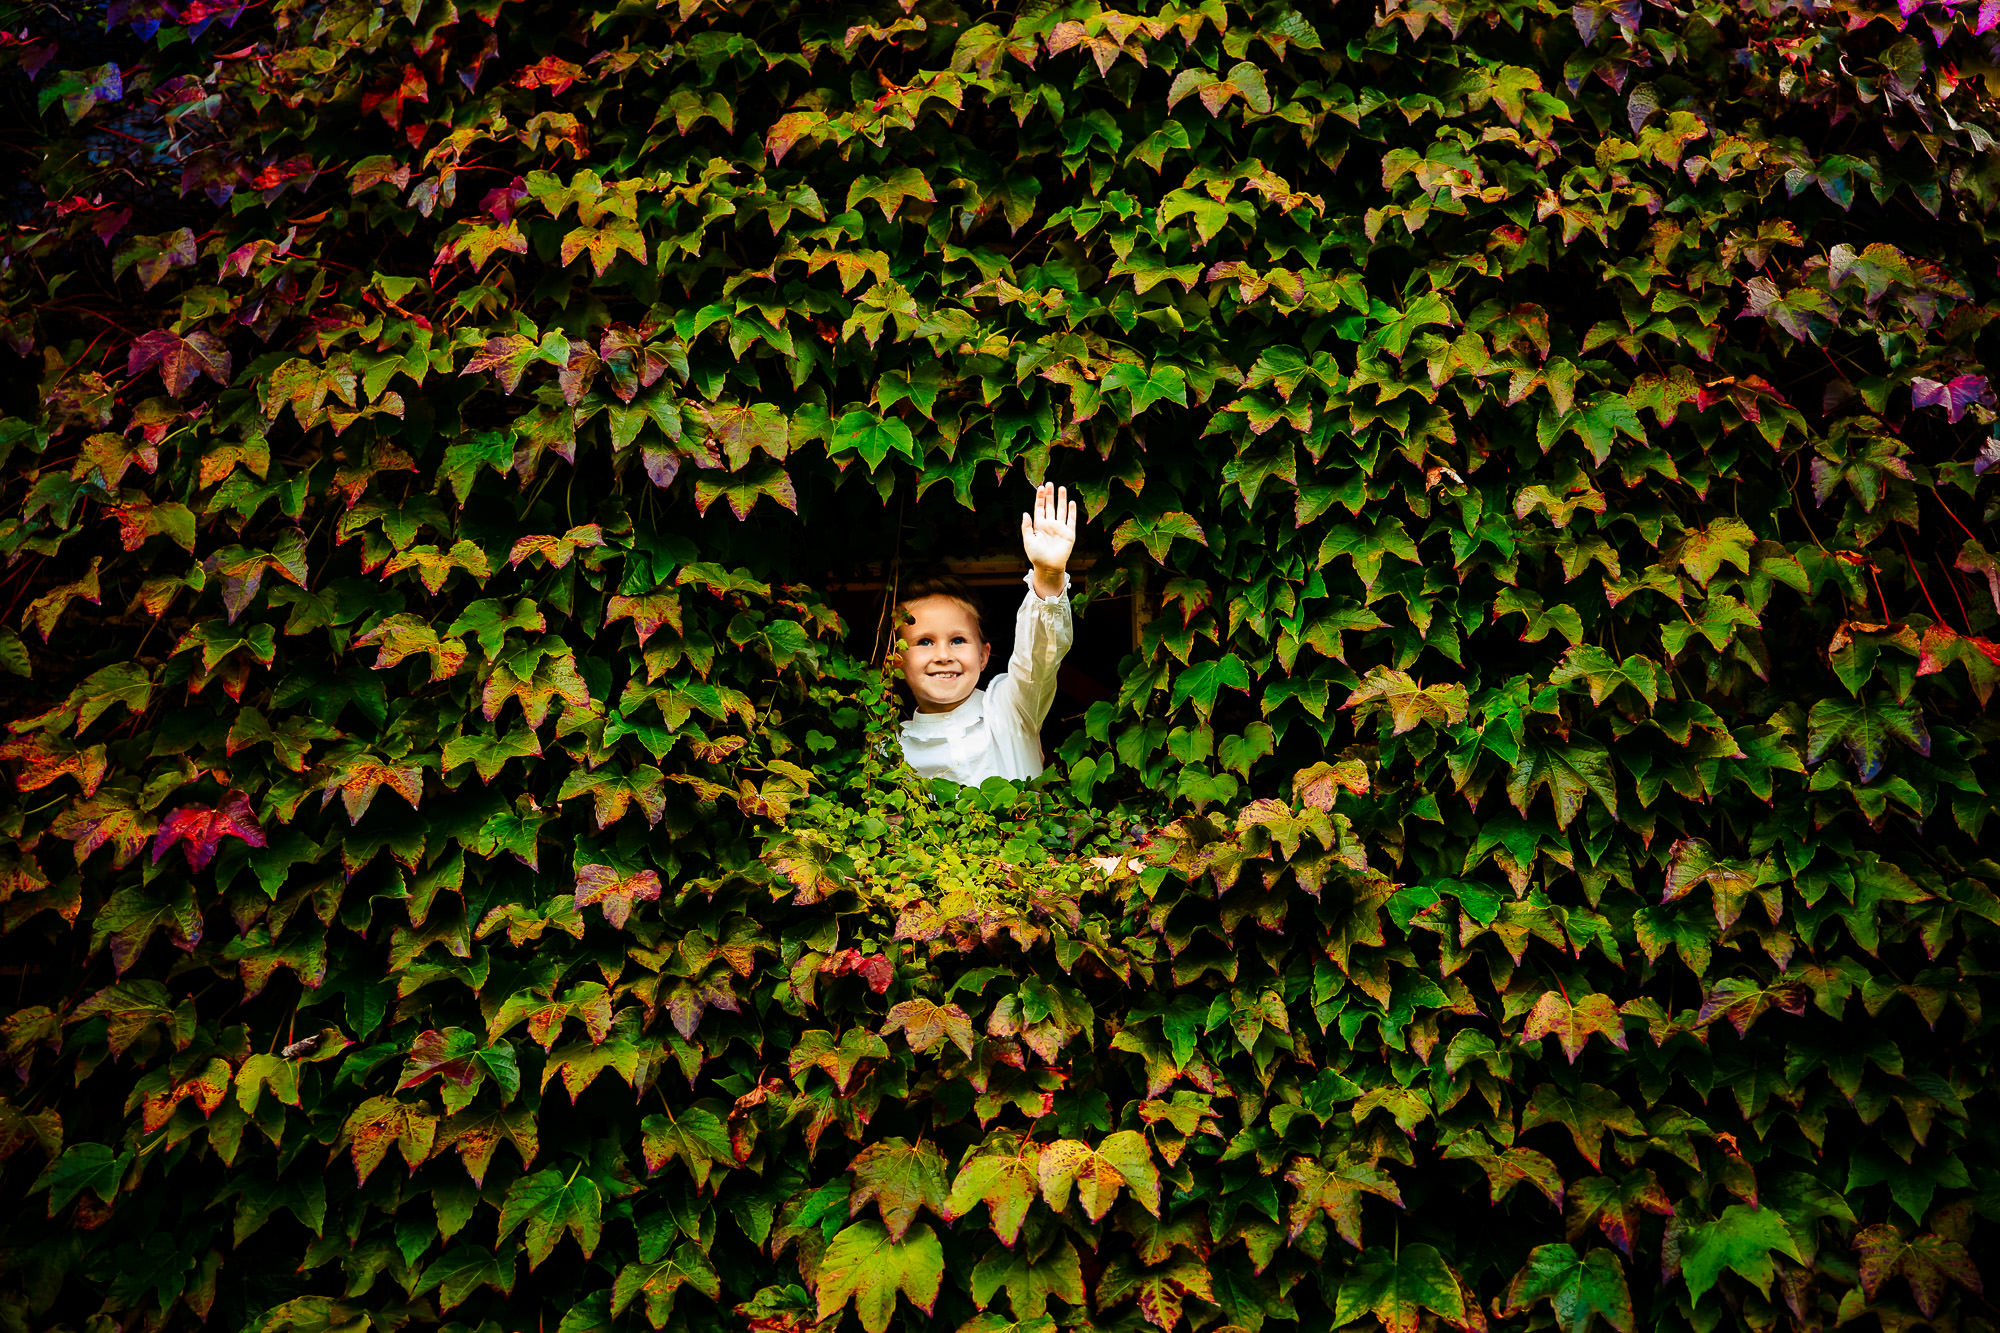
[1021,482,1076,601]
[997,483,1079,730]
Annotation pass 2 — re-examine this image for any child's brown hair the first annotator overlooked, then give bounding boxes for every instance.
[881,575,986,662]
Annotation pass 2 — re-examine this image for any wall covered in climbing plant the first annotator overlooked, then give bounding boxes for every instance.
[3,1,2000,1332]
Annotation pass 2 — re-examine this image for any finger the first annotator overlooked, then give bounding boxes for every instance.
[1056,486,1069,531]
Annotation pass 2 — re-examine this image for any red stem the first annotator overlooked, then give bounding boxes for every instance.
[1932,488,1982,544]
[1898,526,1951,631]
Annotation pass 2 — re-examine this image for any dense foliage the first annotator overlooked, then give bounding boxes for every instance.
[4,1,2000,1332]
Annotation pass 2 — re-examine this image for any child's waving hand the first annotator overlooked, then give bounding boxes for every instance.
[1022,482,1079,599]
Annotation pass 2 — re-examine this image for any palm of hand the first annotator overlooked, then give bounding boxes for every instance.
[1021,483,1078,570]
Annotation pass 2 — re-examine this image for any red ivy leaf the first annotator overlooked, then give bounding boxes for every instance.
[822,948,894,994]
[399,1029,483,1091]
[127,329,231,396]
[514,56,586,94]
[150,791,266,871]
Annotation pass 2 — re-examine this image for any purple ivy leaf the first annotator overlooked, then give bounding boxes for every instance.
[1911,374,1992,423]
[642,443,682,490]
[1626,83,1660,133]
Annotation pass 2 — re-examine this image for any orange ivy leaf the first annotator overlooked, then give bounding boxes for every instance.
[573,863,661,929]
[508,523,605,569]
[342,1095,439,1185]
[1522,991,1628,1063]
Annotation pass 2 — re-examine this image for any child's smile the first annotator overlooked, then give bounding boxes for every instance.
[896,595,993,714]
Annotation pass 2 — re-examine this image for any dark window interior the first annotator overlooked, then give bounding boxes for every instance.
[783,475,1141,759]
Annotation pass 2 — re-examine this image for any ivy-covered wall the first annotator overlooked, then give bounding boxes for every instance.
[3,2,1999,1333]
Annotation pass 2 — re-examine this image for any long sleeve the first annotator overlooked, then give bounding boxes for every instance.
[989,571,1074,734]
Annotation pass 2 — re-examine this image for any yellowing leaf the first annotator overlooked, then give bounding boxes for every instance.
[1294,760,1370,810]
[605,592,682,645]
[1343,667,1470,734]
[560,220,647,275]
[1285,1154,1404,1248]
[1037,1131,1160,1222]
[849,1137,948,1241]
[944,1134,1043,1245]
[138,1055,229,1131]
[1665,517,1757,587]
[814,1219,945,1333]
[234,1052,301,1115]
[508,523,605,569]
[317,757,424,824]
[880,998,975,1058]
[341,1095,439,1185]
[381,540,493,594]
[1110,510,1207,563]
[435,1105,539,1186]
[844,166,936,222]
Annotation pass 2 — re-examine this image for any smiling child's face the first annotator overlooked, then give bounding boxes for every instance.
[896,595,992,714]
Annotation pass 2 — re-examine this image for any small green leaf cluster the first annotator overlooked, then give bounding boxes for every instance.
[773,669,1137,919]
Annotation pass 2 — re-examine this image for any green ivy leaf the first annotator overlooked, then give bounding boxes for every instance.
[1333,1244,1467,1333]
[1500,1243,1635,1333]
[1169,654,1251,720]
[612,1242,722,1329]
[1806,695,1929,782]
[1101,362,1190,415]
[831,411,919,471]
[1679,1206,1804,1303]
[498,1165,605,1269]
[971,1237,1085,1319]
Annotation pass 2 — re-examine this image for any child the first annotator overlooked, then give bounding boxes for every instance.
[891,482,1079,785]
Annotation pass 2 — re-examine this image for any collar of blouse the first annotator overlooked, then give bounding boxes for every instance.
[902,686,987,743]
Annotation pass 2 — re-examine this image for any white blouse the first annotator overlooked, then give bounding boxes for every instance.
[896,572,1074,785]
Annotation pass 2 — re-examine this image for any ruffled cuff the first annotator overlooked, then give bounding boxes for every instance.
[1024,570,1072,603]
